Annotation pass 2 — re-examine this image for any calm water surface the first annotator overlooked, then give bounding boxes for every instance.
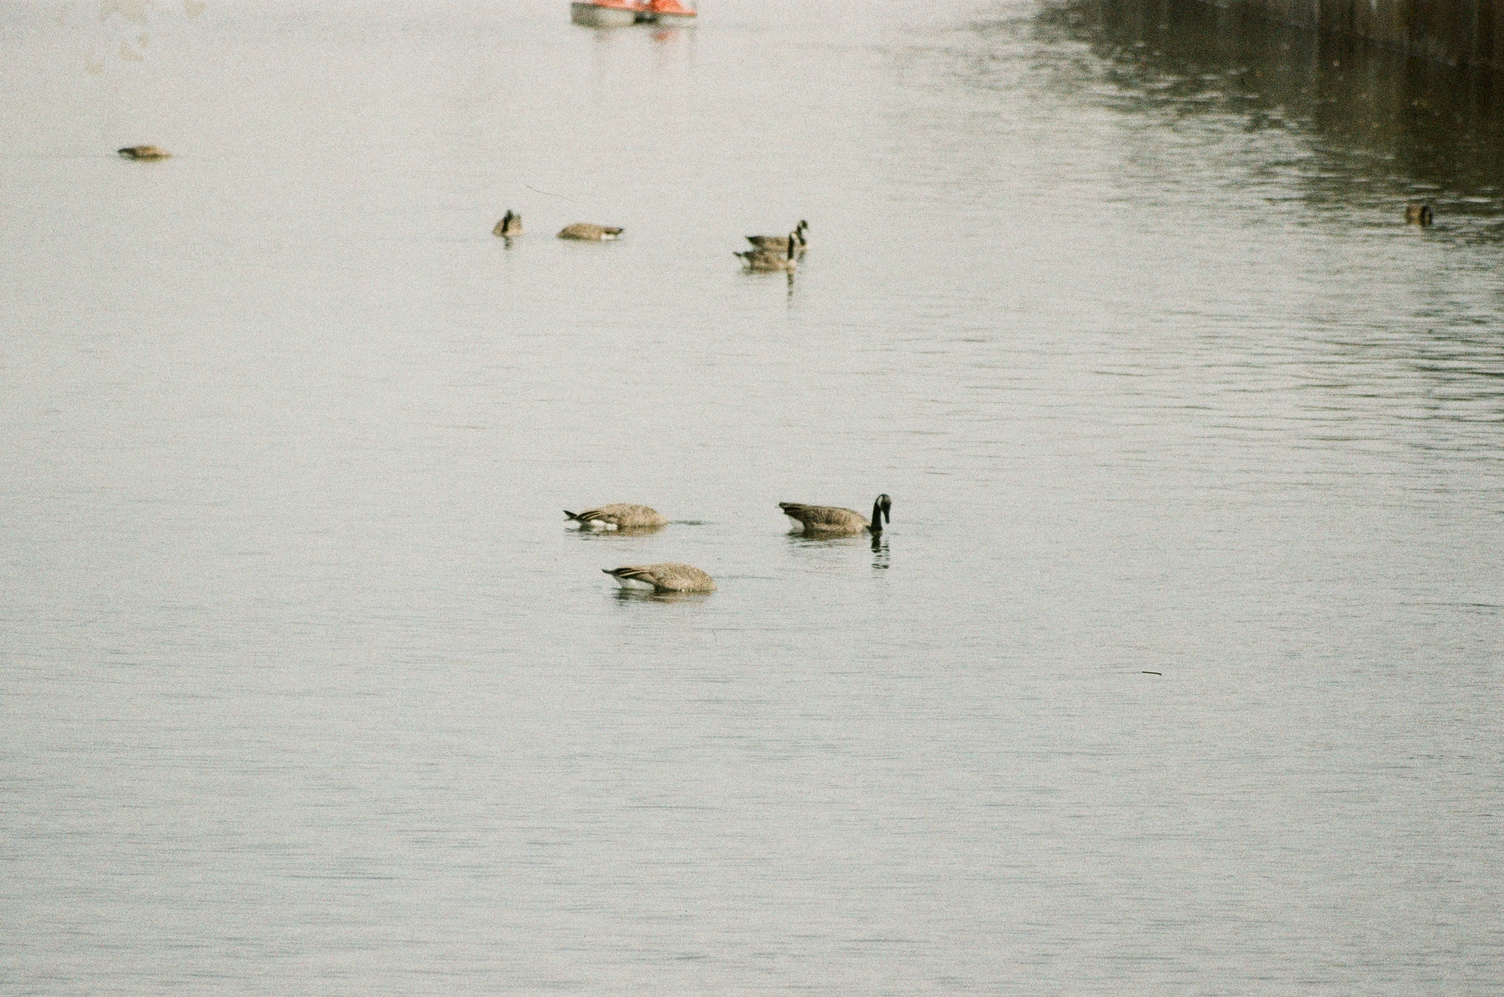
[2,1,1502,993]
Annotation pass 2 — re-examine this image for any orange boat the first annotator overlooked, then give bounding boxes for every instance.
[570,0,647,27]
[570,0,695,27]
[643,0,696,25]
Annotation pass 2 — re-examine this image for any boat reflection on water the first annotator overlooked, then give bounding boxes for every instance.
[570,0,696,28]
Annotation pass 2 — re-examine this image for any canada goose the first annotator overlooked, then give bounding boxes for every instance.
[564,504,668,529]
[779,494,891,535]
[558,223,623,240]
[603,563,716,593]
[117,146,170,160]
[493,210,524,237]
[746,220,807,252]
[736,233,799,272]
[1405,203,1433,226]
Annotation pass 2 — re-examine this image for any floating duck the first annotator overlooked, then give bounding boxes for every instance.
[493,210,523,237]
[736,232,800,272]
[779,494,891,535]
[603,563,716,593]
[1405,203,1433,226]
[565,504,668,530]
[558,223,623,240]
[747,220,807,253]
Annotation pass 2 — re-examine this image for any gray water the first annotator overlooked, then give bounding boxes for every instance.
[3,1,1503,993]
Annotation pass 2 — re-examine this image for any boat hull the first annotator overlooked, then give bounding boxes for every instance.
[570,2,639,27]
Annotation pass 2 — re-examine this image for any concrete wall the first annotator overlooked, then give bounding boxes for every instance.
[1199,0,1504,72]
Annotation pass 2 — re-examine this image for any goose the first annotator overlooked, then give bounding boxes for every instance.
[564,504,668,530]
[603,563,716,593]
[117,146,170,160]
[1405,203,1433,226]
[736,232,799,272]
[779,494,891,535]
[746,219,807,252]
[493,210,524,237]
[558,223,623,240]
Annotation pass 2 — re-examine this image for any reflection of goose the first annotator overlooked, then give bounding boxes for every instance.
[1405,203,1433,226]
[603,563,716,592]
[565,504,667,529]
[118,146,170,160]
[558,223,623,240]
[779,494,891,535]
[736,233,799,272]
[746,220,807,252]
[493,210,523,236]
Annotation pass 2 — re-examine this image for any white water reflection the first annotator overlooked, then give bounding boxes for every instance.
[57,0,207,73]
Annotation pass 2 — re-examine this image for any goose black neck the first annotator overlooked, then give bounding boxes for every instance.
[870,496,885,534]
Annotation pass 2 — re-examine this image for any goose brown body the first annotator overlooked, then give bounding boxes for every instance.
[736,232,799,272]
[779,494,891,535]
[746,220,807,252]
[565,504,668,529]
[493,210,524,236]
[558,223,623,240]
[603,563,716,593]
[118,146,170,160]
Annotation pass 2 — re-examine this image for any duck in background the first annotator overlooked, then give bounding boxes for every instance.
[558,223,624,240]
[746,219,807,253]
[603,563,716,593]
[736,232,800,273]
[565,504,668,530]
[493,210,524,237]
[779,495,891,536]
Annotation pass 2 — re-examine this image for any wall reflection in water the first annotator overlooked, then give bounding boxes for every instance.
[1022,0,1504,461]
[1037,0,1504,218]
